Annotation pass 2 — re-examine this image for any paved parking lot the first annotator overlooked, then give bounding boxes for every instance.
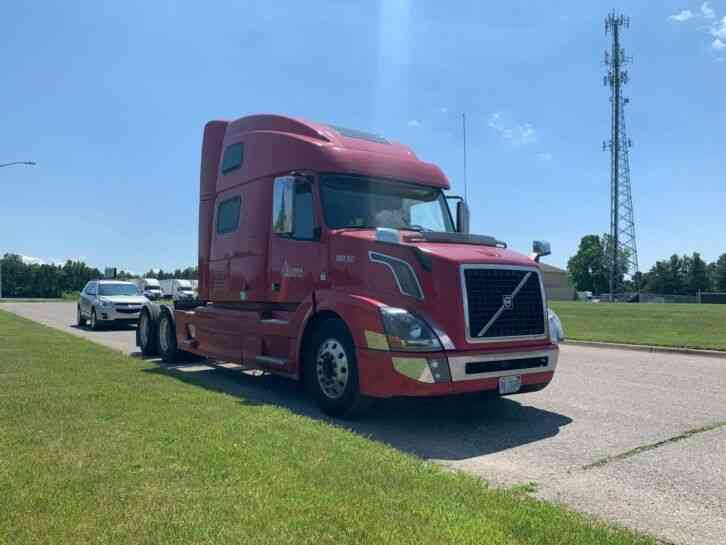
[3,301,725,545]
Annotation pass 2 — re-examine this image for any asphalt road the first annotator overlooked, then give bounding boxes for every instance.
[3,301,725,545]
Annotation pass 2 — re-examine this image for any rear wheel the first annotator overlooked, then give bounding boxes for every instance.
[138,308,159,356]
[305,318,370,418]
[158,312,179,363]
[77,306,87,327]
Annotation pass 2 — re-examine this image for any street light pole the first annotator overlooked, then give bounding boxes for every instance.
[1,160,36,298]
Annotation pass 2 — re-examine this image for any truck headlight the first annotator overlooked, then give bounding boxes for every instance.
[380,307,442,352]
[548,308,565,343]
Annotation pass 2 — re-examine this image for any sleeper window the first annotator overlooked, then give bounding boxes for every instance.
[221,143,244,174]
[217,196,241,234]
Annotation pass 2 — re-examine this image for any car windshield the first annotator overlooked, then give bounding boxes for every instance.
[98,283,139,296]
[319,174,454,232]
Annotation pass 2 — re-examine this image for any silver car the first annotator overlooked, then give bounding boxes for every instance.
[77,280,149,330]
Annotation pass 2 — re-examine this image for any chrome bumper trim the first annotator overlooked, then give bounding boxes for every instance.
[448,347,558,382]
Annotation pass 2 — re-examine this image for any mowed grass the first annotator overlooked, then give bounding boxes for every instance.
[551,301,726,351]
[0,310,655,545]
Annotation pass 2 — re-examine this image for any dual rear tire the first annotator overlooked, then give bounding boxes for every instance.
[137,305,195,364]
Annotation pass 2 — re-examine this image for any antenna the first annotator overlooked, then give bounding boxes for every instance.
[603,12,639,300]
[462,112,468,202]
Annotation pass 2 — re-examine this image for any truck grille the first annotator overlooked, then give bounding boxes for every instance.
[462,267,546,341]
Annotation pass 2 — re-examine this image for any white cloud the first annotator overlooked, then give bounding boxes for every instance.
[669,9,694,22]
[487,112,537,146]
[536,152,553,161]
[407,119,421,127]
[713,38,726,50]
[20,255,44,265]
[701,2,715,19]
[712,16,726,39]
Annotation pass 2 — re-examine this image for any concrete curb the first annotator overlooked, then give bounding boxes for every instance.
[563,339,726,359]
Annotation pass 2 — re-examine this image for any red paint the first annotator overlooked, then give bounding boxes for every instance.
[177,114,558,398]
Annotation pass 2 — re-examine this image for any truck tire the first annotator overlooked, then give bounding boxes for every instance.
[137,307,159,357]
[77,305,87,327]
[157,310,179,363]
[305,318,371,419]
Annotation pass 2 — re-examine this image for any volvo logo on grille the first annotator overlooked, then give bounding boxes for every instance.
[502,295,513,310]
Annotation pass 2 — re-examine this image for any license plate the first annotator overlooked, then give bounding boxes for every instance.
[498,375,522,395]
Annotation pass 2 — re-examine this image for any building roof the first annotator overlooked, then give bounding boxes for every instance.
[540,262,568,274]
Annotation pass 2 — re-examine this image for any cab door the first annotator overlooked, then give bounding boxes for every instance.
[267,176,325,306]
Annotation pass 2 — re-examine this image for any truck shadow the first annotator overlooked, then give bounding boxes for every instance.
[141,358,572,461]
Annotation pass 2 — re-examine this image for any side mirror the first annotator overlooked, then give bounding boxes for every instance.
[456,200,470,234]
[531,240,551,262]
[445,196,470,234]
[272,176,295,235]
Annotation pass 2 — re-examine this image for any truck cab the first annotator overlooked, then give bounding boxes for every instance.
[137,114,563,417]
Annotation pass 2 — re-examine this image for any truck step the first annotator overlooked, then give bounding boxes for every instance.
[255,355,288,367]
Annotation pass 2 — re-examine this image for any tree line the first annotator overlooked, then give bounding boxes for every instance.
[567,235,726,295]
[0,253,197,298]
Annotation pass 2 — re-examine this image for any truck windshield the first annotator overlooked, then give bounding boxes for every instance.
[99,283,139,296]
[319,174,454,232]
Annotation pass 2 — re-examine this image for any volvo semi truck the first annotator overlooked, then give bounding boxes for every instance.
[137,114,564,417]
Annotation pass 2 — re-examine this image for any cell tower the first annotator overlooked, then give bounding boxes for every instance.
[603,12,639,299]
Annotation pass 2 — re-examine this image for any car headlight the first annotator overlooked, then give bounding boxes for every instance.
[380,307,442,352]
[548,308,565,342]
[99,299,113,307]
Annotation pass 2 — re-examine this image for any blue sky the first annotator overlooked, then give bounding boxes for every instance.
[1,1,725,274]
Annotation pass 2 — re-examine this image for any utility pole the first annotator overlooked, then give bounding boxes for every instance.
[0,160,36,298]
[604,12,638,300]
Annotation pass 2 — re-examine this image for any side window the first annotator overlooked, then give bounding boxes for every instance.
[221,143,244,174]
[272,177,316,240]
[293,182,315,239]
[216,196,242,234]
[86,282,97,295]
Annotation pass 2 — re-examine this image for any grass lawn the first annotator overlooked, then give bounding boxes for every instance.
[551,301,726,351]
[0,309,655,545]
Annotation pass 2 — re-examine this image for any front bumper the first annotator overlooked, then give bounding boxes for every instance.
[357,344,558,398]
[98,306,143,321]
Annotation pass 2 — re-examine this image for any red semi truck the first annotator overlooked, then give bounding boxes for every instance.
[137,114,564,417]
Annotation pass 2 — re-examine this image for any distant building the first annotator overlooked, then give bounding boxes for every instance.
[540,263,575,301]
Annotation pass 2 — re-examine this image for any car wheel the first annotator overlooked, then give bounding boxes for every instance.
[138,308,159,356]
[90,309,100,331]
[305,318,370,419]
[158,312,179,363]
[77,305,87,327]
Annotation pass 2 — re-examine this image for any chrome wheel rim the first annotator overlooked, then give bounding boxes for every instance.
[139,312,149,347]
[159,317,170,353]
[316,338,349,400]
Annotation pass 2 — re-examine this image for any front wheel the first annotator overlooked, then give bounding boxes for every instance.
[77,306,87,327]
[90,309,100,331]
[305,319,370,418]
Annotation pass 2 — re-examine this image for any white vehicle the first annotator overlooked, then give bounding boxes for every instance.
[77,280,148,330]
[132,278,162,300]
[160,279,196,300]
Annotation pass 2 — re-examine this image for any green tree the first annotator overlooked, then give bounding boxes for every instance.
[567,235,608,293]
[686,252,709,294]
[715,254,726,292]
